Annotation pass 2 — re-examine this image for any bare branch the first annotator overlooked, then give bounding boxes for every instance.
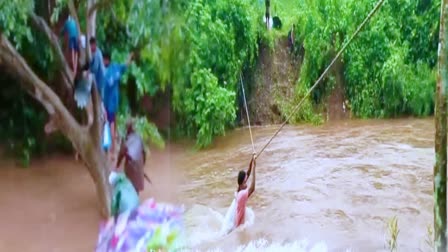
[85,0,98,63]
[68,0,82,35]
[87,0,113,18]
[87,1,101,18]
[89,77,104,147]
[29,13,73,90]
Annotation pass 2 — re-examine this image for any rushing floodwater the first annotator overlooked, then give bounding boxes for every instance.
[180,118,434,251]
[0,118,435,251]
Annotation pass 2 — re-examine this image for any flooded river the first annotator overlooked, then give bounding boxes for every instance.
[180,118,434,251]
[0,118,435,251]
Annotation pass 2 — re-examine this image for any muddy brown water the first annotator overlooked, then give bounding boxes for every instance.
[0,118,435,251]
[0,145,185,252]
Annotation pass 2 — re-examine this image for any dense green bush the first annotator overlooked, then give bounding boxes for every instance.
[293,0,438,119]
[170,0,260,146]
[183,69,236,147]
[98,0,261,147]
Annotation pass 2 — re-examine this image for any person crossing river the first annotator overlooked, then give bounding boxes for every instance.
[221,154,257,234]
[235,154,257,228]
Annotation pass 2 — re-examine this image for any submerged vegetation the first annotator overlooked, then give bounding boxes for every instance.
[386,216,399,251]
[0,0,440,162]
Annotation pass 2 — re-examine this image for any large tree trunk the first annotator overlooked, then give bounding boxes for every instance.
[434,0,448,250]
[81,135,111,216]
[87,0,97,39]
[0,31,112,217]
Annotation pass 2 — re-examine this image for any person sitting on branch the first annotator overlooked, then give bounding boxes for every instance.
[61,15,80,76]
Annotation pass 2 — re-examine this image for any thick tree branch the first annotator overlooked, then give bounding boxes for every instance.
[85,0,98,64]
[68,0,82,35]
[0,33,82,144]
[89,78,104,146]
[0,33,111,217]
[87,2,99,18]
[30,13,73,90]
[87,0,113,18]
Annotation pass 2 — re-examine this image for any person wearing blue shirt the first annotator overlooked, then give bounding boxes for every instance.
[61,16,79,76]
[89,37,106,99]
[103,52,133,158]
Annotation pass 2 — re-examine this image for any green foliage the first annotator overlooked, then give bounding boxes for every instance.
[116,114,165,150]
[185,0,237,86]
[123,0,187,92]
[0,80,47,166]
[1,0,440,160]
[293,0,437,119]
[168,0,260,147]
[1,0,262,158]
[260,29,276,50]
[0,0,34,47]
[271,0,301,35]
[100,0,260,148]
[277,82,323,125]
[131,0,258,147]
[0,0,71,165]
[183,69,236,147]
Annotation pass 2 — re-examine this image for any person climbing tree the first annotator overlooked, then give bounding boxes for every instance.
[74,63,94,109]
[89,37,106,100]
[265,0,271,29]
[116,119,149,195]
[103,52,134,159]
[73,63,95,160]
[61,15,79,77]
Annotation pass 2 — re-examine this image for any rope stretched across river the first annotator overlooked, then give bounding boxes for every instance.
[240,73,256,154]
[253,0,386,159]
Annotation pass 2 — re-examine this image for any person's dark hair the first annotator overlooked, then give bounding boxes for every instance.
[237,170,246,185]
[125,119,134,134]
[89,37,96,44]
[103,51,111,61]
[80,63,90,72]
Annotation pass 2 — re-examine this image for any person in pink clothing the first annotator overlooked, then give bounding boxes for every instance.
[235,154,257,227]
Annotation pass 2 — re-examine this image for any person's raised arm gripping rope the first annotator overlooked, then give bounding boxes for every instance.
[235,154,256,227]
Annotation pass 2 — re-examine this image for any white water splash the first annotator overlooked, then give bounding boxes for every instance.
[183,204,255,248]
[180,204,352,252]
[179,237,351,252]
[235,238,329,252]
